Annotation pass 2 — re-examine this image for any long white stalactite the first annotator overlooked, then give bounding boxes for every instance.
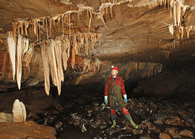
[41,43,50,95]
[16,35,22,90]
[7,32,16,80]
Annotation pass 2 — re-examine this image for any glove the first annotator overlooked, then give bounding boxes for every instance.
[104,96,108,105]
[104,99,108,105]
[123,94,127,104]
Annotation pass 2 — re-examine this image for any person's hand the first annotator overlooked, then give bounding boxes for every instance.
[123,94,127,104]
[104,99,108,105]
[124,98,127,104]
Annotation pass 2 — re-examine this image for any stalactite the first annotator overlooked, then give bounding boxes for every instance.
[98,3,114,25]
[46,18,49,40]
[176,1,181,27]
[17,35,22,90]
[94,58,101,71]
[22,43,34,68]
[12,22,18,42]
[181,26,184,39]
[49,17,52,36]
[88,9,93,32]
[73,34,78,54]
[186,26,193,38]
[7,31,16,80]
[98,34,102,47]
[54,40,64,82]
[71,47,75,69]
[49,40,59,87]
[176,26,180,39]
[18,21,24,35]
[80,33,84,48]
[100,8,106,25]
[173,1,177,26]
[62,15,64,35]
[24,21,30,36]
[22,37,29,55]
[168,24,174,36]
[61,39,69,70]
[91,34,95,49]
[54,40,63,95]
[41,43,50,95]
[32,19,37,36]
[66,37,70,58]
[84,34,90,55]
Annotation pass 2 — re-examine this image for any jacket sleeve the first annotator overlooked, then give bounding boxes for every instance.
[121,79,127,95]
[104,78,109,96]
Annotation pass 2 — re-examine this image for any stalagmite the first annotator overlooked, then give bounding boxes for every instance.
[7,31,16,80]
[12,99,26,122]
[17,35,23,90]
[41,43,50,95]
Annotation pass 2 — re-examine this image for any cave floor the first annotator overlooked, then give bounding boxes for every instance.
[0,85,194,139]
[45,88,195,139]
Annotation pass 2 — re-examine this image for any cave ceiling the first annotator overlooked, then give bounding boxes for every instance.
[0,0,195,94]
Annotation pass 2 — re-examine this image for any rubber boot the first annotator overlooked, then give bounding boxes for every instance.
[130,119,138,129]
[111,120,116,128]
[124,114,138,129]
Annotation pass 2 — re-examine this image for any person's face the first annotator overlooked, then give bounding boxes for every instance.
[111,69,118,76]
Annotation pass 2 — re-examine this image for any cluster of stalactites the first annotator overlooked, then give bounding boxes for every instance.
[41,33,102,96]
[11,2,118,41]
[7,31,34,90]
[97,2,115,25]
[167,0,194,39]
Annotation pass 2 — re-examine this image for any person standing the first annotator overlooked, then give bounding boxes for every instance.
[104,66,138,128]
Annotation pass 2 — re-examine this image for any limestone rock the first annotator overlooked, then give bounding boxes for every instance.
[133,71,177,97]
[159,133,171,139]
[0,112,13,122]
[12,99,26,122]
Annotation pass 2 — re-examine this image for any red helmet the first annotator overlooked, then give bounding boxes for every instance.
[111,66,119,72]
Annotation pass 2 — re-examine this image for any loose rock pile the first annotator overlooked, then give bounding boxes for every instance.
[42,92,195,139]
